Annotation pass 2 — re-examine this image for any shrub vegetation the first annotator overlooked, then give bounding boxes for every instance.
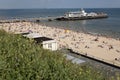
[0,30,117,80]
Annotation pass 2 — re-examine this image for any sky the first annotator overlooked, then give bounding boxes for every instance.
[0,0,120,9]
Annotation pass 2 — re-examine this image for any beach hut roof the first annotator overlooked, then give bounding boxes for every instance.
[65,54,85,64]
[25,33,42,38]
[33,37,54,43]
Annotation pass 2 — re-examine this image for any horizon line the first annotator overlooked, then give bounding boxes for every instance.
[0,7,120,10]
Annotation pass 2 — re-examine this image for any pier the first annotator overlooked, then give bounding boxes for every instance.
[55,15,108,21]
[55,9,108,21]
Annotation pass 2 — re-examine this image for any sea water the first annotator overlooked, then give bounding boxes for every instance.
[0,8,120,38]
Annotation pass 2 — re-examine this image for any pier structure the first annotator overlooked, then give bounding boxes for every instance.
[55,9,108,21]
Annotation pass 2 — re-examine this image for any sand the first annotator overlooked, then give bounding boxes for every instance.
[1,22,120,66]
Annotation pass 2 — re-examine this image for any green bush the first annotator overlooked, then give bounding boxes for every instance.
[0,30,117,80]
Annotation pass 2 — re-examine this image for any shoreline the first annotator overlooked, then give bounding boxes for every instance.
[1,21,120,67]
[0,18,120,39]
[42,24,120,41]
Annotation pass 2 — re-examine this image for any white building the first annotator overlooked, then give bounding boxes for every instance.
[65,8,87,18]
[21,32,58,51]
[34,37,58,51]
[87,12,97,17]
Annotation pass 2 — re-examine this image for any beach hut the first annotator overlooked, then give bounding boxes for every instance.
[22,33,58,51]
[34,37,58,51]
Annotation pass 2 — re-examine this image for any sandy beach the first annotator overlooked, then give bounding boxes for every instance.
[1,22,120,66]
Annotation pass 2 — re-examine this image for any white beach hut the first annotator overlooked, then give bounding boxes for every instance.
[34,37,58,51]
[22,33,58,51]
